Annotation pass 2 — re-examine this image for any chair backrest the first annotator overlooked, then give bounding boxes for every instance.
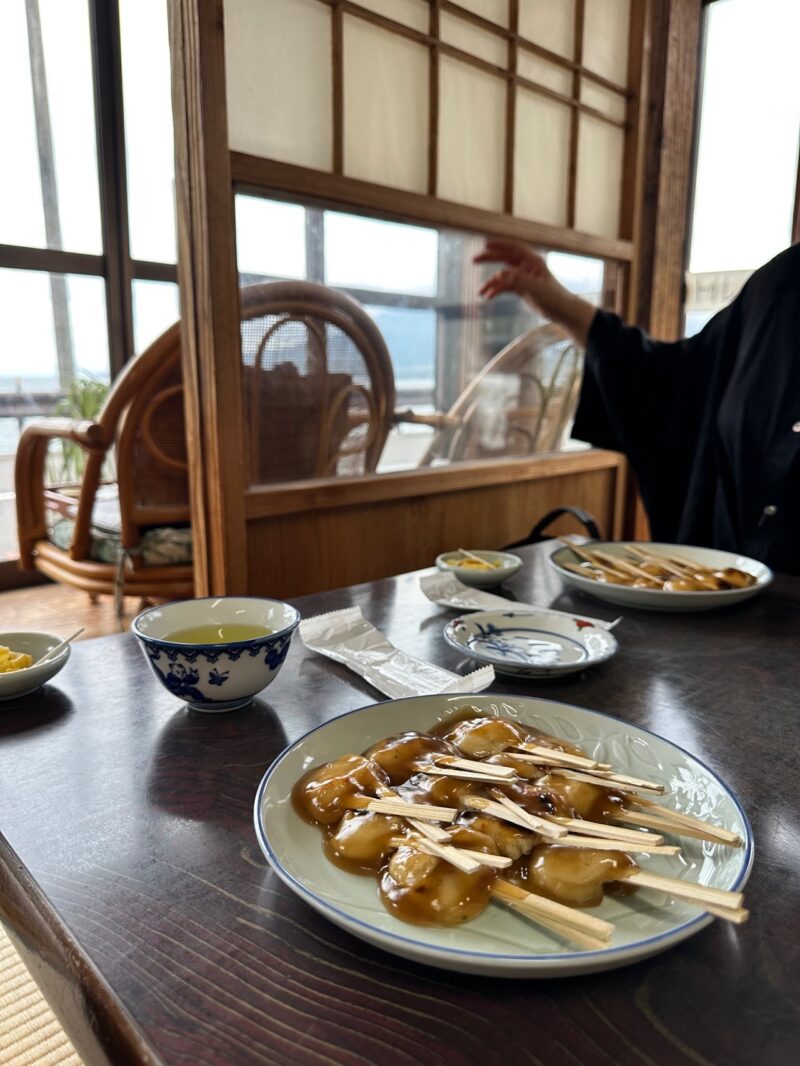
[96,281,396,545]
[238,281,396,484]
[93,323,189,548]
[418,323,583,466]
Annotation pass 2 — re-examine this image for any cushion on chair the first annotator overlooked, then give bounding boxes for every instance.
[48,519,193,566]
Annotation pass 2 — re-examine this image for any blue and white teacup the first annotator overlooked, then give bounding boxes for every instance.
[133,596,300,712]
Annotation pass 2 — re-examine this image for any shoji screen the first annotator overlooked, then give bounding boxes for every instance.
[225,0,635,242]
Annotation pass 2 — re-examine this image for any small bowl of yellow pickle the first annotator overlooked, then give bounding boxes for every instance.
[435,549,523,589]
[0,631,71,701]
[133,596,300,712]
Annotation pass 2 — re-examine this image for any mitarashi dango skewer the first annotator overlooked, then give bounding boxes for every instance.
[293,711,749,944]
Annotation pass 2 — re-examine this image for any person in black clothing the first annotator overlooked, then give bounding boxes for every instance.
[475,238,800,574]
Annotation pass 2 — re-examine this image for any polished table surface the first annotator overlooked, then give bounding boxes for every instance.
[1,543,799,1066]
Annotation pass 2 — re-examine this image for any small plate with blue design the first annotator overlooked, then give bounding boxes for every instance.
[443,609,618,678]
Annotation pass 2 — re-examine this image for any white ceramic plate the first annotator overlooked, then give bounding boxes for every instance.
[550,542,772,611]
[442,609,617,678]
[254,693,752,978]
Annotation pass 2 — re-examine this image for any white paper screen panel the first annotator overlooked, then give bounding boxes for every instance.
[225,0,332,168]
[343,17,429,193]
[454,0,509,28]
[583,0,631,87]
[519,0,576,60]
[355,0,429,33]
[514,89,570,226]
[440,11,508,67]
[438,56,506,211]
[517,52,573,97]
[575,114,624,238]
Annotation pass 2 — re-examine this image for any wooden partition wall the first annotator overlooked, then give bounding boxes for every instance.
[169,0,703,598]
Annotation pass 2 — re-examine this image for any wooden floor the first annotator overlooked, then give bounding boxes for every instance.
[0,582,139,640]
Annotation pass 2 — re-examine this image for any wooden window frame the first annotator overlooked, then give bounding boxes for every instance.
[230,0,641,263]
[170,0,722,595]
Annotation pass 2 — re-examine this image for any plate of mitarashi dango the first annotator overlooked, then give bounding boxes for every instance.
[253,693,752,977]
[549,540,771,611]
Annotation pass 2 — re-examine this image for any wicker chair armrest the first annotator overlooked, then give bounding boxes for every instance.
[18,418,107,449]
[392,409,460,429]
[15,422,107,568]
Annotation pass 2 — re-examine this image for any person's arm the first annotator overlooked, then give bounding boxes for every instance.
[474,239,596,346]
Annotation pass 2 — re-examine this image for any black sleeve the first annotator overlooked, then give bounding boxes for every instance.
[572,310,711,457]
[571,304,740,541]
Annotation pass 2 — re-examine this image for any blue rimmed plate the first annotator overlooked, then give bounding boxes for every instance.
[443,609,618,677]
[253,693,752,978]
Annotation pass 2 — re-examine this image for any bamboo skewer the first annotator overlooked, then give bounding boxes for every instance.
[619,870,744,911]
[406,817,452,843]
[704,903,750,925]
[491,879,614,941]
[462,795,563,838]
[621,802,743,847]
[592,550,662,585]
[631,796,744,841]
[624,545,688,578]
[511,744,612,771]
[485,791,568,839]
[436,756,516,778]
[458,547,495,567]
[548,816,665,846]
[394,834,483,874]
[555,835,680,856]
[562,561,611,581]
[345,796,458,822]
[577,768,667,793]
[497,905,610,951]
[544,769,666,796]
[457,849,513,869]
[425,766,517,784]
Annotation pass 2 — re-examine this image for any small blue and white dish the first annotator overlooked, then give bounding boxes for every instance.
[443,609,618,678]
[133,596,300,712]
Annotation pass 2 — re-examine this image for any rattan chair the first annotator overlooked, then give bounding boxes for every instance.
[15,281,396,601]
[397,323,584,465]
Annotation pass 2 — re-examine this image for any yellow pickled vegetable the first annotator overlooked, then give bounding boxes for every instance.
[0,646,34,673]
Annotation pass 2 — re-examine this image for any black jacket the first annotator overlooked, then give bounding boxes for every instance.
[572,244,800,574]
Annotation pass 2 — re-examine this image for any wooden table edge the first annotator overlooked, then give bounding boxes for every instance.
[0,830,164,1066]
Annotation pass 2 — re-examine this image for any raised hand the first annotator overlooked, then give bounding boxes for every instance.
[474,238,596,347]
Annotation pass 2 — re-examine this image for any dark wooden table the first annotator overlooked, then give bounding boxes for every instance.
[2,543,799,1066]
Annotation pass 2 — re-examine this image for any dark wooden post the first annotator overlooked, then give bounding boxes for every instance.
[169,0,248,595]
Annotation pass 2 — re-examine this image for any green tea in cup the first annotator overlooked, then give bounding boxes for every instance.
[164,624,272,644]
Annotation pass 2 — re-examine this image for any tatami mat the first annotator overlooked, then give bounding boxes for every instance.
[0,925,82,1066]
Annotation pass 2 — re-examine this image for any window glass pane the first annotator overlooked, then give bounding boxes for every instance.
[236,195,307,278]
[132,279,179,352]
[685,0,800,333]
[119,0,176,263]
[0,268,110,561]
[547,252,604,304]
[0,0,102,253]
[325,213,438,296]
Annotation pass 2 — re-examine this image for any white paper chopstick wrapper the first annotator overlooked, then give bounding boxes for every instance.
[299,606,494,699]
[419,571,619,631]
